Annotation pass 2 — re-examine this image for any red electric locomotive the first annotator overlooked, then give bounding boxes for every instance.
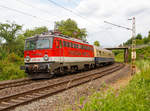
[22,31,95,79]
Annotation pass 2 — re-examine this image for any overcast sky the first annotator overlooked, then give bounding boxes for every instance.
[0,0,150,47]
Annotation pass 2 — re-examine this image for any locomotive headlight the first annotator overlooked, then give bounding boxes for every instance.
[26,56,30,62]
[43,54,49,61]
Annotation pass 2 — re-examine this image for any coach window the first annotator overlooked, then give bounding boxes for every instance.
[99,51,101,55]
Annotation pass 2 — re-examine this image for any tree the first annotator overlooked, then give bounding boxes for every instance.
[0,22,22,44]
[136,33,142,40]
[55,18,87,41]
[94,41,100,47]
[23,26,48,38]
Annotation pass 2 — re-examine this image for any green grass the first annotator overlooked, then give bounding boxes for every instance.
[70,60,150,111]
[112,50,124,62]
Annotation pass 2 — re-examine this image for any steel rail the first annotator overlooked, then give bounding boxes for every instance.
[0,79,34,90]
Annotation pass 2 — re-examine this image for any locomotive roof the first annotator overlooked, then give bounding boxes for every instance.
[25,33,89,45]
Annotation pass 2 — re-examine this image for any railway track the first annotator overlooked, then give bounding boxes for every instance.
[0,63,124,111]
[0,78,35,90]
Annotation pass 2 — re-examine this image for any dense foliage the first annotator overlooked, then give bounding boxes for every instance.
[93,41,100,47]
[55,18,87,41]
[123,32,150,46]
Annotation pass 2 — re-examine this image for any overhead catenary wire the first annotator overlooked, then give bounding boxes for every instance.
[0,5,36,18]
[46,0,100,26]
[15,0,59,18]
[0,4,53,23]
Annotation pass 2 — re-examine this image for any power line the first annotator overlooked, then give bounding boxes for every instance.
[15,0,58,18]
[0,5,36,18]
[47,0,98,25]
[0,4,52,22]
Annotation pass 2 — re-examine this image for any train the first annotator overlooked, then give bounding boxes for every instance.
[21,31,115,79]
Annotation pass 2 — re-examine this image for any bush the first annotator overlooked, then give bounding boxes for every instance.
[7,52,23,63]
[0,53,26,81]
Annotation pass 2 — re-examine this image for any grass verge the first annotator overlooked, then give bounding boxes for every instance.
[68,60,150,111]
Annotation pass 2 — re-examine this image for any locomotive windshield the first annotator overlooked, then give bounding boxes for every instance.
[37,39,49,49]
[25,37,53,50]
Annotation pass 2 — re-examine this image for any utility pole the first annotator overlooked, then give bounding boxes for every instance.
[104,17,136,75]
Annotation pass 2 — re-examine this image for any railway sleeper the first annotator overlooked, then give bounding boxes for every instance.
[11,99,24,103]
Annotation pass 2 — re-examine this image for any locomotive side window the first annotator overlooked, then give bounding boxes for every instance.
[67,42,70,47]
[71,42,73,48]
[63,41,66,47]
[74,44,77,48]
[78,44,81,49]
[73,44,75,48]
[59,40,62,48]
[77,44,79,48]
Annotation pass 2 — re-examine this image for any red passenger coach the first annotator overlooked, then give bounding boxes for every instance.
[23,31,94,79]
